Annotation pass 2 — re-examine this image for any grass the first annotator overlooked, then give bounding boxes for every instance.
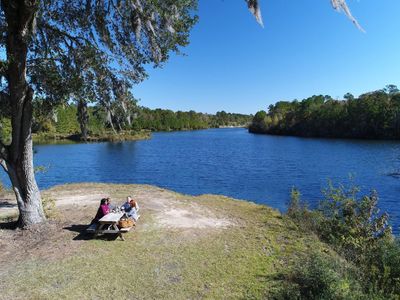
[0,184,333,299]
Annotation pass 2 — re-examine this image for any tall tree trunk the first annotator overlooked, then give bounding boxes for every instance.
[1,0,46,227]
[77,99,89,141]
[121,100,132,127]
[105,107,117,134]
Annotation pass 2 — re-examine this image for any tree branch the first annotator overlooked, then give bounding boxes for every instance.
[39,22,91,47]
[0,139,8,162]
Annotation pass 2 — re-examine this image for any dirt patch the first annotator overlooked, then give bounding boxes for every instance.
[0,221,83,268]
[156,207,232,229]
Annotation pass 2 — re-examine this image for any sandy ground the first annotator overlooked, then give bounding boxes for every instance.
[0,184,232,229]
[0,184,234,265]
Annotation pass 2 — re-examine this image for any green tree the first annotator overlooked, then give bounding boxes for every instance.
[344,92,354,101]
[0,0,197,227]
[249,86,400,139]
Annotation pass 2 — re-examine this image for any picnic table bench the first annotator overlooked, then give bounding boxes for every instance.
[87,212,133,241]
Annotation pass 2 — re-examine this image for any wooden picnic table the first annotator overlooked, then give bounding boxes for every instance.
[93,212,133,241]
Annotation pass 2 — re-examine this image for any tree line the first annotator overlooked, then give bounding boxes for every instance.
[249,85,400,139]
[0,100,252,141]
[134,108,251,131]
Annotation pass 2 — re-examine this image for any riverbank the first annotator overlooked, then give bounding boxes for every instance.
[32,130,151,143]
[0,183,333,299]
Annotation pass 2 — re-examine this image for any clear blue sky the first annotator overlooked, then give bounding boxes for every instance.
[134,0,400,114]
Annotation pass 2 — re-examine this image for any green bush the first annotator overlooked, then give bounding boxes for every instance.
[317,183,391,266]
[287,187,324,233]
[286,182,400,298]
[365,238,400,297]
[273,252,365,300]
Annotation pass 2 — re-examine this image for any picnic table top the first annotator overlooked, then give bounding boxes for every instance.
[99,212,124,223]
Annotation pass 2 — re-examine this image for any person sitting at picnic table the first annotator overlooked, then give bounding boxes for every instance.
[121,196,140,221]
[90,198,110,224]
[106,197,117,211]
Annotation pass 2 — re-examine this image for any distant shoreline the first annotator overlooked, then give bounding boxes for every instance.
[217,125,247,129]
[32,130,151,144]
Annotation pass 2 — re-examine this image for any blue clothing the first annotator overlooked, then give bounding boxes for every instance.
[121,202,132,212]
[121,201,140,221]
[127,207,139,221]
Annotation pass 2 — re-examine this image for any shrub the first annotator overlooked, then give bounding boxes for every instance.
[287,187,324,232]
[286,182,400,298]
[287,188,302,218]
[273,252,365,300]
[365,238,400,297]
[317,183,391,265]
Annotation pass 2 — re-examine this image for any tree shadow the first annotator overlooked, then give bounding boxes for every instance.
[0,200,17,209]
[0,220,18,230]
[63,224,120,241]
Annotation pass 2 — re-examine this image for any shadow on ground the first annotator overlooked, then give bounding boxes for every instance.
[63,224,121,241]
[0,200,16,209]
[0,220,17,230]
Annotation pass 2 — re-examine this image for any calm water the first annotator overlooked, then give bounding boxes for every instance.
[2,128,400,231]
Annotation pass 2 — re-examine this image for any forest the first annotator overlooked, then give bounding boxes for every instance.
[249,85,400,139]
[0,98,251,143]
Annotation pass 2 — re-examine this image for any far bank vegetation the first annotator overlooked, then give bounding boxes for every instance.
[0,99,252,143]
[250,85,400,139]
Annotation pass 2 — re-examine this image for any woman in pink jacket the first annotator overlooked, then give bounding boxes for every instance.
[91,198,110,224]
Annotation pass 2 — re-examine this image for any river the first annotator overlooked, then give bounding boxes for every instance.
[2,128,400,231]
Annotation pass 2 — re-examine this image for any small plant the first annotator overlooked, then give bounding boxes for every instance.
[286,187,322,232]
[42,196,57,219]
[34,165,49,174]
[287,187,301,217]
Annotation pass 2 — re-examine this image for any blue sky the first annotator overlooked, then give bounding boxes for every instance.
[134,0,400,114]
